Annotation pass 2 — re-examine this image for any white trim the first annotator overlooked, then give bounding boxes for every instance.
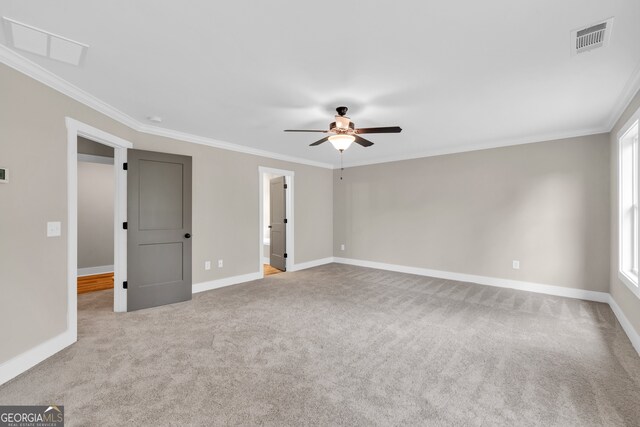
[253,256,640,357]
[0,45,139,129]
[0,330,75,386]
[193,257,334,294]
[67,117,132,319]
[77,153,114,165]
[289,257,335,272]
[608,295,640,355]
[192,272,262,294]
[616,106,640,299]
[618,271,640,298]
[332,257,640,355]
[616,105,640,140]
[0,44,333,170]
[77,265,114,276]
[340,127,609,169]
[333,257,609,302]
[608,61,640,131]
[66,121,78,347]
[259,167,295,278]
[2,44,639,170]
[616,107,640,141]
[3,259,638,386]
[138,124,333,169]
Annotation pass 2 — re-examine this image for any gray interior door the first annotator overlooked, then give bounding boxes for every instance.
[269,176,286,271]
[127,149,192,311]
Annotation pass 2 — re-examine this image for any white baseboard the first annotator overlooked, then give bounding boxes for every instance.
[608,295,640,355]
[3,257,637,387]
[290,257,335,272]
[334,256,640,355]
[0,330,76,386]
[77,265,114,276]
[192,272,262,294]
[333,257,609,303]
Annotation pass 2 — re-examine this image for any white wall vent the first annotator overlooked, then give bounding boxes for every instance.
[571,18,614,55]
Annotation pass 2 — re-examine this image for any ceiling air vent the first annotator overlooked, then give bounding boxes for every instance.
[571,18,614,55]
[2,17,88,66]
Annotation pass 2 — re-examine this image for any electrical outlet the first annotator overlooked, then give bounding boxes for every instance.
[218,259,223,268]
[47,221,61,237]
[340,244,345,251]
[204,261,211,271]
[512,260,520,270]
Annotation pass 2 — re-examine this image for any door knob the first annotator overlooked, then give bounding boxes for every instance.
[268,225,272,228]
[184,233,191,239]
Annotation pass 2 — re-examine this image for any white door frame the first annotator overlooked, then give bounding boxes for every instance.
[258,166,294,277]
[66,117,132,335]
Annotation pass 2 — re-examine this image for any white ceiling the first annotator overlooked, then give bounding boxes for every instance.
[1,0,639,167]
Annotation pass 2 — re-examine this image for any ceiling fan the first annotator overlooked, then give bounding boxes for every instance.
[284,106,402,152]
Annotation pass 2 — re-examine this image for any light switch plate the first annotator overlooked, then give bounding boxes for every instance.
[47,221,61,237]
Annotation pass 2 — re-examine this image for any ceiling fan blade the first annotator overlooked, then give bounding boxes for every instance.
[310,136,329,146]
[284,129,328,133]
[356,126,402,134]
[354,135,374,147]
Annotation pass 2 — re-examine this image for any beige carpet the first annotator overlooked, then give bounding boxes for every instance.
[1,264,639,426]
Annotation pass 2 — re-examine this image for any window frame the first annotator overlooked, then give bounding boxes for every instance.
[618,106,640,299]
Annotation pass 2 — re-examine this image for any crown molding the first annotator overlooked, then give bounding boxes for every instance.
[0,44,140,129]
[0,44,334,169]
[605,60,640,131]
[339,126,609,169]
[137,124,334,169]
[1,43,637,171]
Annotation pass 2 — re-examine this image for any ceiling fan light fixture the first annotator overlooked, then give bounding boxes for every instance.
[328,134,355,151]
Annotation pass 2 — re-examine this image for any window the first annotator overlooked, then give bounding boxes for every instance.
[619,111,640,297]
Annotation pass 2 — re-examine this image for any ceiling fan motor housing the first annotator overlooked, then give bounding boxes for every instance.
[335,115,352,131]
[330,120,355,133]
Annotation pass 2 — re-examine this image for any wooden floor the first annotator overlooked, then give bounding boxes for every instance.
[77,272,114,294]
[264,264,283,276]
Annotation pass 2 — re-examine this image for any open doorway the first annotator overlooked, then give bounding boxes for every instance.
[66,118,132,341]
[259,167,294,278]
[77,137,115,294]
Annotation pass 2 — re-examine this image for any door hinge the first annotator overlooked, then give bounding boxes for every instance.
[284,218,288,224]
[122,222,128,230]
[284,253,288,258]
[123,281,128,289]
[123,162,128,170]
[284,183,288,189]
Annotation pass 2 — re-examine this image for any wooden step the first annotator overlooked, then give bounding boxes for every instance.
[77,272,114,294]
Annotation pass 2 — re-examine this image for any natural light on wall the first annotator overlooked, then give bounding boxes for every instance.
[619,115,640,296]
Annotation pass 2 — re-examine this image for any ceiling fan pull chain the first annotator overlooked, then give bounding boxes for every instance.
[340,150,344,180]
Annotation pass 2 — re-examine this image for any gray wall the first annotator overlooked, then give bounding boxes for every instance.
[334,134,611,292]
[77,137,114,157]
[77,160,114,270]
[610,88,640,338]
[0,63,333,364]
